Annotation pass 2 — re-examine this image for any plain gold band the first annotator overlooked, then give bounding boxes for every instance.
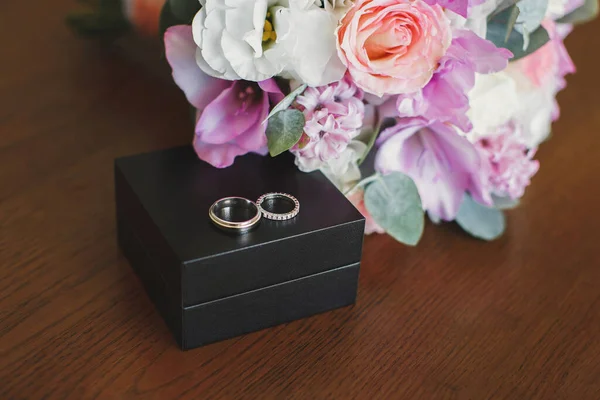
[208,197,261,233]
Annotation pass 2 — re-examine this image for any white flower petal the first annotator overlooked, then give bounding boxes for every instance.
[468,72,519,140]
[225,0,260,40]
[242,0,269,57]
[194,7,241,79]
[222,30,275,81]
[191,7,207,49]
[321,140,367,191]
[194,48,227,79]
[277,7,346,86]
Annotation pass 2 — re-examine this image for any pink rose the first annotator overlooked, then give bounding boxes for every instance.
[336,0,452,97]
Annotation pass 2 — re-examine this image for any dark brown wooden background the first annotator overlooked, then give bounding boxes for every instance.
[1,1,599,399]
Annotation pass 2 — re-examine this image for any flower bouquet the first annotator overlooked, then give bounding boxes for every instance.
[69,0,597,245]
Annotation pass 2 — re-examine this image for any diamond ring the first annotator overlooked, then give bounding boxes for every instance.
[256,193,300,221]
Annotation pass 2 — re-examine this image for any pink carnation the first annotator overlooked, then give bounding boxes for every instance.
[516,20,575,92]
[292,77,365,172]
[336,0,452,96]
[475,125,540,200]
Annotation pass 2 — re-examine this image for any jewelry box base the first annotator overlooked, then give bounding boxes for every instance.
[118,216,359,350]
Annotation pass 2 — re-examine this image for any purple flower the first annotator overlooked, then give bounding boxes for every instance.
[375,118,492,221]
[475,124,540,200]
[422,0,486,19]
[423,0,469,18]
[164,25,283,168]
[392,30,512,132]
[292,76,365,172]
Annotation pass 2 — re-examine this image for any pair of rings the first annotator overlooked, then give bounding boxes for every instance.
[209,192,299,234]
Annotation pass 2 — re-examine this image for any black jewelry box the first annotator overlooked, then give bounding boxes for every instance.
[115,146,365,350]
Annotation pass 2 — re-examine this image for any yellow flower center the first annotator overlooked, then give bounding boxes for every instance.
[262,12,277,43]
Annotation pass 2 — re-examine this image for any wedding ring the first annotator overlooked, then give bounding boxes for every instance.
[256,193,300,221]
[209,197,261,233]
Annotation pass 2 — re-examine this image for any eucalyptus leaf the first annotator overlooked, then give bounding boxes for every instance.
[505,5,521,42]
[344,174,379,196]
[159,2,182,38]
[515,0,547,31]
[488,0,522,18]
[67,0,130,38]
[514,0,548,48]
[266,109,305,157]
[486,23,550,60]
[428,212,442,225]
[263,84,308,124]
[456,195,506,241]
[100,0,124,13]
[557,0,599,24]
[492,195,520,210]
[66,10,130,38]
[168,0,201,22]
[357,125,380,166]
[364,172,425,246]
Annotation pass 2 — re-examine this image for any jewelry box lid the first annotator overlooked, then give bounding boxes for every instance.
[115,146,365,307]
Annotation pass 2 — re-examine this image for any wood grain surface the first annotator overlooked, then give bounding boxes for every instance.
[1,1,599,399]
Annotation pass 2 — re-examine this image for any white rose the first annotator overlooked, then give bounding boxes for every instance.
[467,72,520,140]
[519,87,555,147]
[321,0,355,18]
[192,0,346,86]
[273,1,346,86]
[505,63,557,147]
[192,0,287,81]
[467,69,556,148]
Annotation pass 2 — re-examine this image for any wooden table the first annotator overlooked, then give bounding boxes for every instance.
[1,2,599,398]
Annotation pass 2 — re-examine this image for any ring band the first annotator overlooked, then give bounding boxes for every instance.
[256,192,300,221]
[209,197,261,233]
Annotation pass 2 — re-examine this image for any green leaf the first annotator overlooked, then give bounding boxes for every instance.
[159,2,183,38]
[557,0,599,24]
[357,127,380,166]
[486,23,550,60]
[343,174,379,196]
[266,110,305,157]
[263,84,308,124]
[505,5,521,42]
[364,172,425,246]
[168,0,201,23]
[456,195,506,241]
[66,10,130,38]
[488,0,522,19]
[99,0,123,12]
[428,212,442,225]
[514,0,548,48]
[492,195,520,210]
[515,0,547,30]
[357,109,383,167]
[488,0,548,53]
[66,0,130,38]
